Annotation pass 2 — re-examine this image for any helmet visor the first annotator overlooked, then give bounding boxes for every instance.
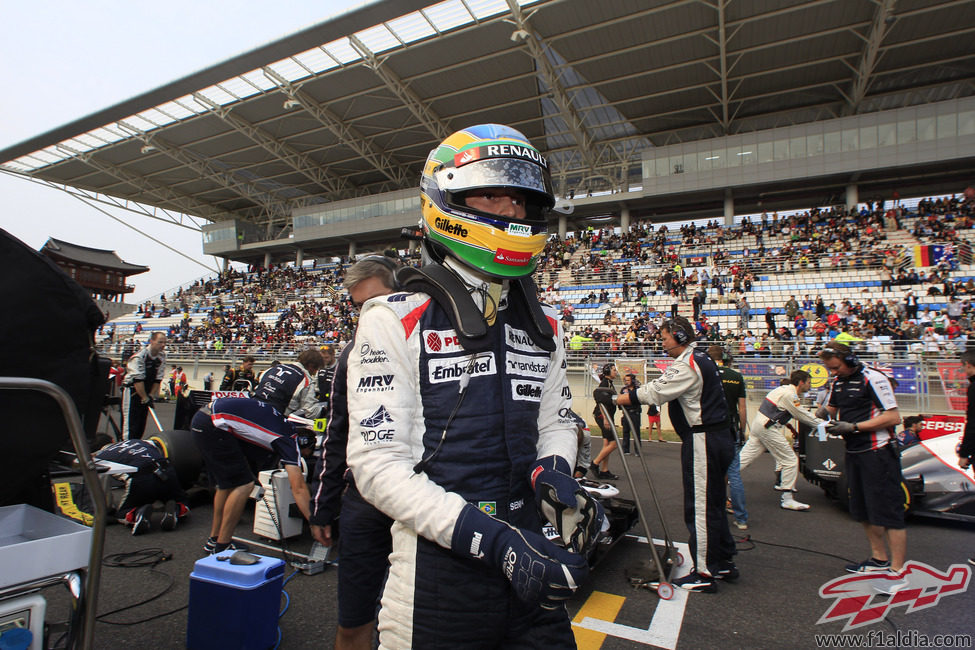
[434,158,554,209]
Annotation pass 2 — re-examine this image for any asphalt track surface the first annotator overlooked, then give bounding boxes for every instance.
[54,402,975,649]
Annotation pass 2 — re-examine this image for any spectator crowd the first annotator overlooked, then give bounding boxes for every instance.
[98,191,975,362]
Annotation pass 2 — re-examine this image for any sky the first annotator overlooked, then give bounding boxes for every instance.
[0,0,368,303]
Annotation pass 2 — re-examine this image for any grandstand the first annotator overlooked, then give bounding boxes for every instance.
[91,190,975,415]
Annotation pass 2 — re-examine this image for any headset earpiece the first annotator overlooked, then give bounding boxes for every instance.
[358,254,402,290]
[667,316,694,345]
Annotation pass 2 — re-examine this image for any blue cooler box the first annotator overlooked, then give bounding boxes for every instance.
[187,553,285,649]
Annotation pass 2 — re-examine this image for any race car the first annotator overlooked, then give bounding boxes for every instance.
[799,415,975,521]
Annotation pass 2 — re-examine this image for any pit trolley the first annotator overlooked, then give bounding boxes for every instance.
[599,404,683,599]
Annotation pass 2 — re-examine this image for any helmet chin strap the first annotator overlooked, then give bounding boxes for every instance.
[483,282,502,326]
[444,257,505,326]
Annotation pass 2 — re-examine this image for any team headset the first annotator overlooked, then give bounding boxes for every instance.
[662,316,695,354]
[354,254,401,288]
[821,344,859,368]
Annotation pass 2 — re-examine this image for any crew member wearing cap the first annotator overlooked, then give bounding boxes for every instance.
[617,316,736,592]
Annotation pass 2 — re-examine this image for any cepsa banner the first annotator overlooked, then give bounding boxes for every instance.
[919,414,966,441]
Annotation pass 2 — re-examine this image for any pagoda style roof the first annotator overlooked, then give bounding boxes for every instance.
[41,238,149,275]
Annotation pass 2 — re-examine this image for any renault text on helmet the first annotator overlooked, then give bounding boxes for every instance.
[419,124,554,278]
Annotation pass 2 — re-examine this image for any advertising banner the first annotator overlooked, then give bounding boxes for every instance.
[918,414,965,442]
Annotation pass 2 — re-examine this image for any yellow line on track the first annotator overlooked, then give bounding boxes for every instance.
[572,591,626,650]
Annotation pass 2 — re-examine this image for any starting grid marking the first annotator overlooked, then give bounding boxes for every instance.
[572,538,691,649]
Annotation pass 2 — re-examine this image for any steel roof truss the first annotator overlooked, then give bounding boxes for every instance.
[115,120,293,223]
[348,34,451,141]
[53,142,229,221]
[505,0,598,175]
[847,0,897,114]
[190,91,353,198]
[262,66,410,186]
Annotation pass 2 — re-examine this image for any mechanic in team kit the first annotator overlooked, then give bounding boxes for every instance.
[345,124,601,648]
[615,316,736,593]
[818,342,906,592]
[95,437,189,535]
[957,351,975,474]
[619,373,644,456]
[124,331,166,439]
[317,345,338,413]
[192,348,323,554]
[590,363,621,478]
[309,256,398,650]
[741,369,824,512]
[252,350,323,420]
[221,355,257,391]
[957,351,975,566]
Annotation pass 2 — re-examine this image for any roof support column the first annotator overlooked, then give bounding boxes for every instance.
[558,213,567,240]
[620,205,630,231]
[264,252,272,269]
[724,189,734,226]
[296,248,304,267]
[348,241,357,259]
[846,184,859,214]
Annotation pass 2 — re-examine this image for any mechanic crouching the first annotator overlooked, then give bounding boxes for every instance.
[95,437,189,535]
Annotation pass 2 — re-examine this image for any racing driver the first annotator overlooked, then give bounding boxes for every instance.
[345,124,601,648]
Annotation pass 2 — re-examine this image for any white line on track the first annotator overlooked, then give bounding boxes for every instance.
[572,537,691,649]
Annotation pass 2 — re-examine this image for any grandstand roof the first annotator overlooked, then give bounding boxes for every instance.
[1,0,973,243]
[41,238,149,273]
